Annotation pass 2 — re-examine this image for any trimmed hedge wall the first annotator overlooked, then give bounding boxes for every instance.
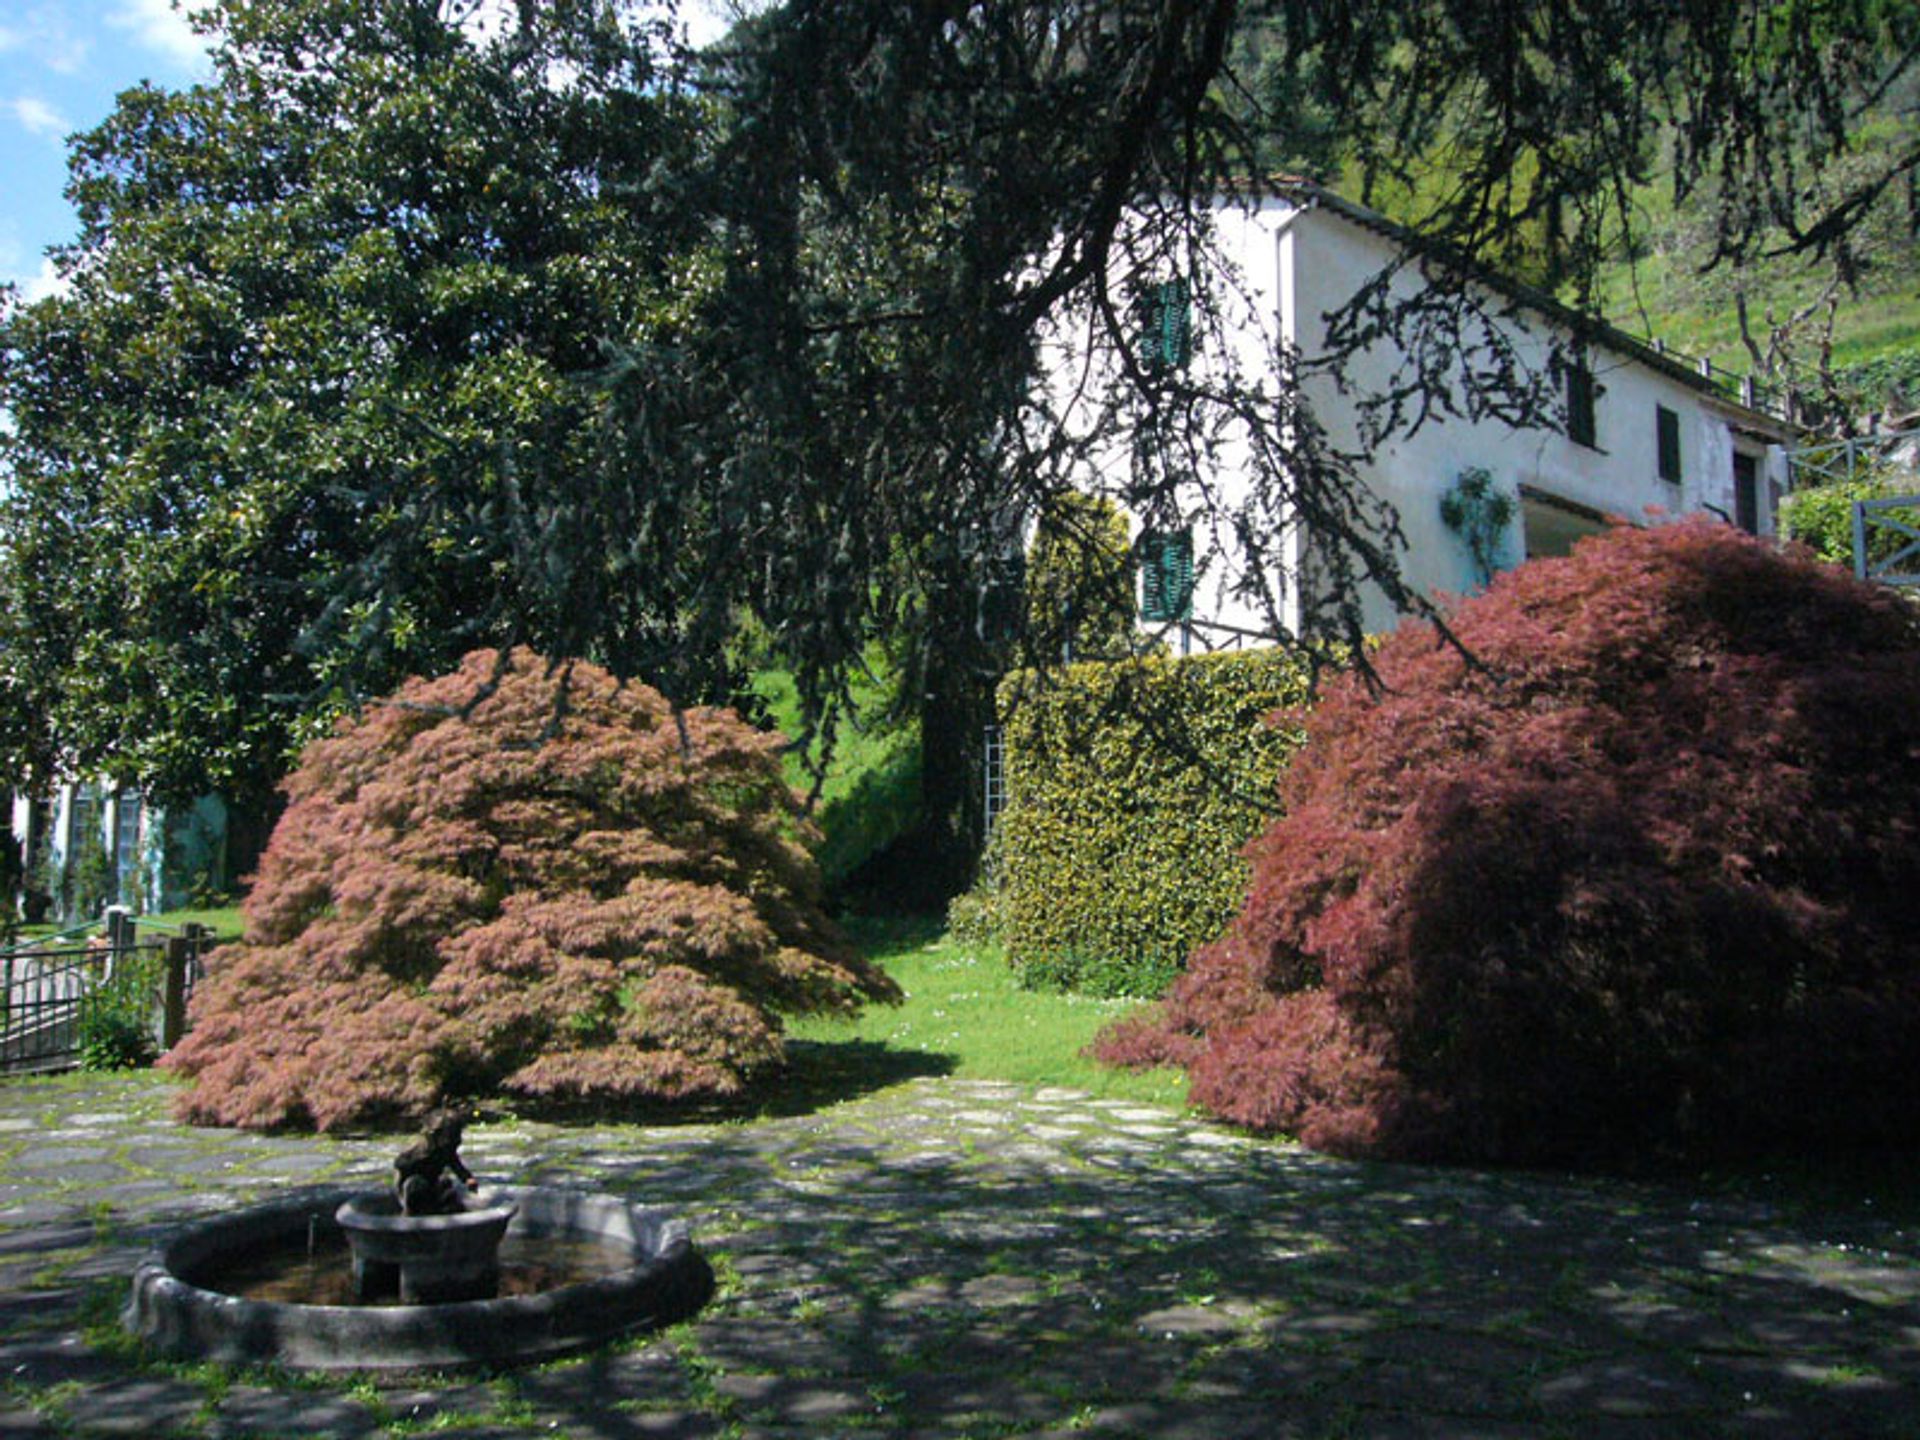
[995,649,1314,996]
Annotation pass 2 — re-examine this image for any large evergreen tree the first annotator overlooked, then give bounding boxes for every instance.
[4,0,1913,892]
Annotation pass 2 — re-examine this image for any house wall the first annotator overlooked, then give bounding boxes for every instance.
[1035,194,1795,646]
[1277,202,1792,634]
[6,784,229,921]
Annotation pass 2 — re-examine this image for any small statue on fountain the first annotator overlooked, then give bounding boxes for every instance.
[393,1106,479,1216]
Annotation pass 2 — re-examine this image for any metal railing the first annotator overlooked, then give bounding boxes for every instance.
[1644,340,1798,425]
[0,910,214,1075]
[1786,433,1920,490]
[1852,495,1920,587]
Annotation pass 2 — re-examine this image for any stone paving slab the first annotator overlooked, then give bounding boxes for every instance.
[0,1071,1915,1438]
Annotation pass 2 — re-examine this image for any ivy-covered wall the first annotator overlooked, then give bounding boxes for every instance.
[995,649,1314,996]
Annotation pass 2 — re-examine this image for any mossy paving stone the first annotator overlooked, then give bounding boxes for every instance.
[203,1385,385,1439]
[681,1316,872,1377]
[0,1399,60,1435]
[3,1075,1919,1436]
[1054,1398,1299,1439]
[39,1373,206,1435]
[886,1367,1069,1429]
[1016,1334,1189,1401]
[711,1370,879,1424]
[8,1159,124,1185]
[0,1331,123,1386]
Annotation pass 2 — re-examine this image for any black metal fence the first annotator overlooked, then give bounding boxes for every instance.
[0,913,214,1075]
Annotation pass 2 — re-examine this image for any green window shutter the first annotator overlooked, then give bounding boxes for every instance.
[1140,529,1194,622]
[1656,405,1682,483]
[1138,279,1191,369]
[1567,361,1596,448]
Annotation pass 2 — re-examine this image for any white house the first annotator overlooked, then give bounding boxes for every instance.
[1041,182,1798,646]
[6,783,229,924]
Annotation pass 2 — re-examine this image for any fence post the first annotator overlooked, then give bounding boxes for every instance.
[104,905,133,981]
[162,936,190,1050]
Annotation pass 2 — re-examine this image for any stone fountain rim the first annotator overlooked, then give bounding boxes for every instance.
[335,1190,520,1232]
[124,1183,709,1374]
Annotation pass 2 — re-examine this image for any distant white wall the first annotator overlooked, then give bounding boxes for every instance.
[1279,202,1792,633]
[1035,192,1795,647]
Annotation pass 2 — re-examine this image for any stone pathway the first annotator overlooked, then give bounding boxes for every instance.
[1,1072,1915,1438]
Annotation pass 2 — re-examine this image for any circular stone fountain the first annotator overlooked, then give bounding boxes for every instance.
[125,1185,711,1372]
[336,1190,519,1304]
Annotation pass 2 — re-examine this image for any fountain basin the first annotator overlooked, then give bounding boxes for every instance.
[336,1191,517,1303]
[125,1185,710,1372]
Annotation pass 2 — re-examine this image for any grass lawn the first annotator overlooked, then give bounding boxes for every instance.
[138,905,247,940]
[10,904,248,946]
[53,904,1189,1115]
[782,916,1189,1113]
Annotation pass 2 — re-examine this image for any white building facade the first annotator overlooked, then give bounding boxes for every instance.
[6,784,229,924]
[1042,184,1797,646]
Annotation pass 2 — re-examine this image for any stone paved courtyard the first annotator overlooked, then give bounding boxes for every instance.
[0,1071,1915,1438]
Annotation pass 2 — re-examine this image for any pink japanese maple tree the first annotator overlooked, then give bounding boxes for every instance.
[164,647,899,1130]
[1096,520,1920,1167]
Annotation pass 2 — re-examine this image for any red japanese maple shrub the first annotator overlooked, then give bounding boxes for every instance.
[164,648,899,1131]
[1096,520,1920,1167]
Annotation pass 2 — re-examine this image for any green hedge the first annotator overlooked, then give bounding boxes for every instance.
[995,649,1314,996]
[1782,476,1920,571]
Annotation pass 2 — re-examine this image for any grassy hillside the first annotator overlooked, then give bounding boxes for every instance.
[1595,123,1920,412]
[1329,121,1919,418]
[752,654,921,893]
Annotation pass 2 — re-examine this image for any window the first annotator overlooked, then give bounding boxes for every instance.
[1656,405,1682,484]
[67,783,102,864]
[1138,279,1191,370]
[115,789,144,904]
[1521,485,1609,561]
[1733,451,1760,533]
[1566,359,1597,448]
[1139,528,1194,623]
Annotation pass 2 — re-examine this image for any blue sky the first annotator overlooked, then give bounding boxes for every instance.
[0,0,214,300]
[0,1,737,304]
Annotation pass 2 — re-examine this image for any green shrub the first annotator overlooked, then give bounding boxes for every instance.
[77,950,163,1071]
[1783,476,1920,569]
[995,649,1314,997]
[944,891,1001,950]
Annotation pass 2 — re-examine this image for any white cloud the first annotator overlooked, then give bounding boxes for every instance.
[7,255,70,304]
[6,96,70,137]
[0,8,90,75]
[109,0,215,71]
[23,255,68,302]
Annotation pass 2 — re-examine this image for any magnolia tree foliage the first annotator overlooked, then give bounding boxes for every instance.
[163,649,899,1131]
[1096,523,1920,1168]
[0,0,710,811]
[3,0,1914,881]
